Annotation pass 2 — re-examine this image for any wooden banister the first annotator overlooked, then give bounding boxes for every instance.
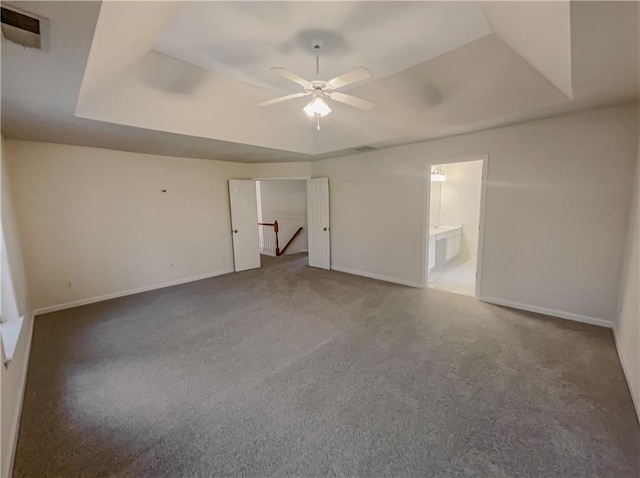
[278,227,303,256]
[257,221,303,257]
[259,221,280,255]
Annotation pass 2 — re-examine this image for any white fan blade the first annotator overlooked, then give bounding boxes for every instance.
[258,92,310,107]
[327,92,374,111]
[271,67,312,88]
[327,67,372,89]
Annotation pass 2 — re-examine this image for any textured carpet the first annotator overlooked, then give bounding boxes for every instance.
[13,253,639,477]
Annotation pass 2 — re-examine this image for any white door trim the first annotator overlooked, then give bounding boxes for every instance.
[252,176,312,180]
[475,157,489,298]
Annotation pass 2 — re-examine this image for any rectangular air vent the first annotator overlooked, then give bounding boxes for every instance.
[1,5,48,50]
[352,145,377,153]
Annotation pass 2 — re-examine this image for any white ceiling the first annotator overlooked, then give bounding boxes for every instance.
[154,2,491,92]
[481,1,572,97]
[1,1,638,162]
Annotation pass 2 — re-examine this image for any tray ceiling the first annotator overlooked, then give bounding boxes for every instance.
[2,1,638,162]
[154,2,491,92]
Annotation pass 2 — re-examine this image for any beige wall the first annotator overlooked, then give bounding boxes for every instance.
[613,4,640,421]
[615,141,640,420]
[1,137,34,478]
[5,141,251,312]
[252,161,311,179]
[11,105,636,323]
[312,104,639,325]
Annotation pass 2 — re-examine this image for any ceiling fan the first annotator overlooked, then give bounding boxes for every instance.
[258,64,374,130]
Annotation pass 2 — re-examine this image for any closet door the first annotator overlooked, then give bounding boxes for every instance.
[307,178,330,270]
[229,180,260,272]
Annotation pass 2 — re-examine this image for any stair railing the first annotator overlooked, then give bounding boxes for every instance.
[258,221,280,256]
[258,220,303,257]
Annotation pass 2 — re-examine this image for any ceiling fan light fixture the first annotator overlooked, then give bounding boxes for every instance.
[303,96,331,117]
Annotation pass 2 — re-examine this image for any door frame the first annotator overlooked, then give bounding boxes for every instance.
[252,177,311,181]
[422,154,489,297]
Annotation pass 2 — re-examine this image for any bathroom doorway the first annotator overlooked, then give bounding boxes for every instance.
[426,157,487,297]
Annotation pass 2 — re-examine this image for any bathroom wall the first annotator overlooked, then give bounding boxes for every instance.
[439,160,484,259]
[429,180,442,227]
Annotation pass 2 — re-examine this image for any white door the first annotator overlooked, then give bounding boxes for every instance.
[307,177,331,269]
[229,180,260,272]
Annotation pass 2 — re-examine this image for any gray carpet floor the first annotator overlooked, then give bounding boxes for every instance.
[13,253,640,477]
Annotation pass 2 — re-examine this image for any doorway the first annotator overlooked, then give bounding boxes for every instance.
[228,177,331,272]
[426,157,487,297]
[256,179,309,264]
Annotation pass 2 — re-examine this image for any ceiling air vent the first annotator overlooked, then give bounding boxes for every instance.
[1,5,48,50]
[352,145,377,153]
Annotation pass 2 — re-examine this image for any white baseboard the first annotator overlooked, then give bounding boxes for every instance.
[34,269,235,316]
[331,266,423,288]
[4,311,34,478]
[612,327,640,423]
[479,295,613,328]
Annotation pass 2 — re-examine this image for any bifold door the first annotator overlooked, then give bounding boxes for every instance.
[229,180,260,272]
[307,177,331,269]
